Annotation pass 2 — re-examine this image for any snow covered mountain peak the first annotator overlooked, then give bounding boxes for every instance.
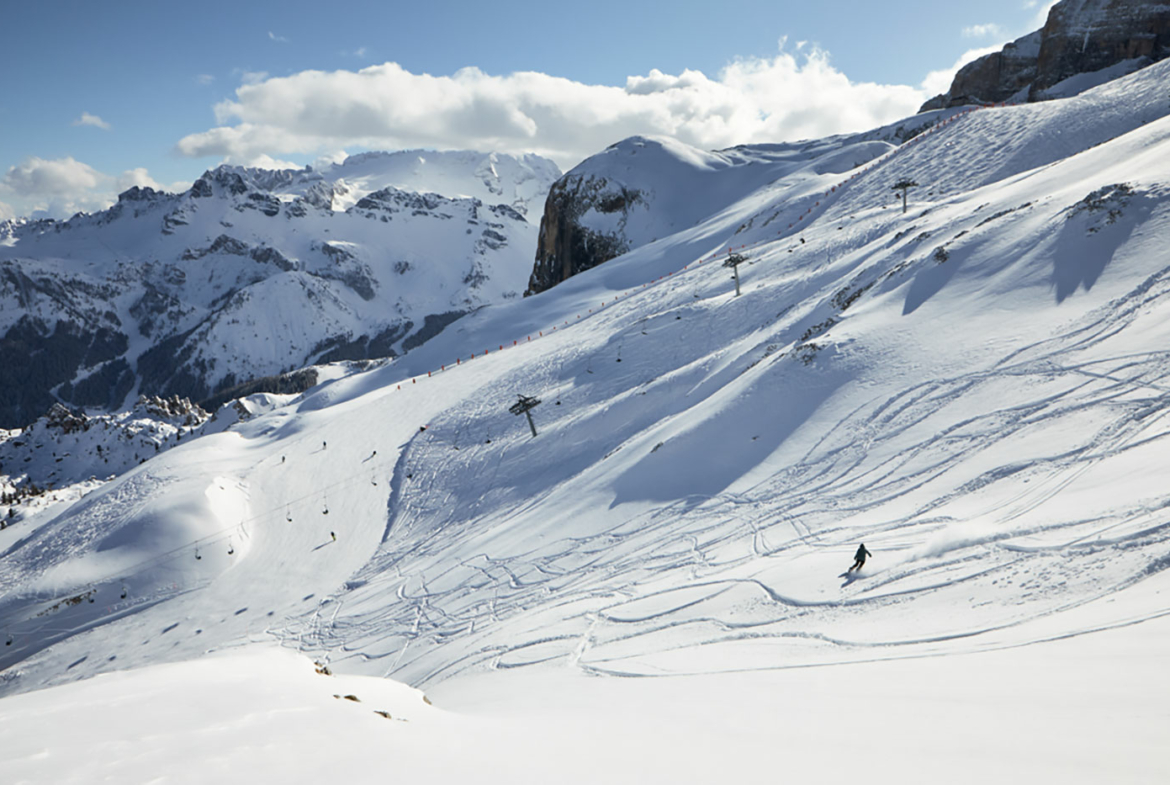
[0,149,561,429]
[305,149,560,216]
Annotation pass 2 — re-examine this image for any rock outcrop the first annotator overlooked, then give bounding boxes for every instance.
[525,175,640,296]
[920,0,1170,111]
[523,133,900,296]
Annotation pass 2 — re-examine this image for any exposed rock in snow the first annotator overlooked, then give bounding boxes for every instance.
[526,128,920,295]
[921,0,1170,111]
[0,394,209,524]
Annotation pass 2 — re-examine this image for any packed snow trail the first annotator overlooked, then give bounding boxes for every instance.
[282,93,1170,684]
[2,62,1170,708]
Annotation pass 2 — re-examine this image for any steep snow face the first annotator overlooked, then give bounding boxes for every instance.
[0,152,561,429]
[525,110,982,297]
[2,59,1170,782]
[526,133,905,295]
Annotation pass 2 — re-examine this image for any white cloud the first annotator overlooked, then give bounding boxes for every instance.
[920,44,1003,96]
[1027,1,1061,27]
[175,47,927,170]
[268,31,288,43]
[312,150,349,170]
[0,156,112,218]
[235,70,269,86]
[1,158,186,219]
[962,23,1004,39]
[195,74,215,86]
[72,112,111,130]
[240,153,303,170]
[3,156,106,196]
[115,168,190,194]
[0,200,14,221]
[116,167,163,192]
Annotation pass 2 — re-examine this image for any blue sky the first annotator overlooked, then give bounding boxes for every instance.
[0,0,1054,219]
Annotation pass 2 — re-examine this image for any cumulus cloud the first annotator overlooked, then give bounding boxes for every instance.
[115,167,164,192]
[0,156,112,218]
[72,112,111,130]
[234,69,269,86]
[240,153,303,170]
[1,157,185,219]
[175,46,927,169]
[313,150,350,170]
[115,168,191,194]
[195,74,215,86]
[920,44,1002,97]
[1028,1,1061,27]
[0,200,14,221]
[3,156,106,196]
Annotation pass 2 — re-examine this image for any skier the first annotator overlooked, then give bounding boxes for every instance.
[331,531,337,542]
[847,543,871,573]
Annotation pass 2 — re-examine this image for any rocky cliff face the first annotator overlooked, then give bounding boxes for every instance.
[525,135,851,296]
[921,0,1170,111]
[525,126,931,296]
[526,175,642,296]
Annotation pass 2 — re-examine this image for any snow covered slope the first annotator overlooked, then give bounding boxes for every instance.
[526,112,962,295]
[0,151,560,429]
[3,59,1170,783]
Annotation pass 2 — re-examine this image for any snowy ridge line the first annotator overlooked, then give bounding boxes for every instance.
[0,451,400,638]
[379,101,1006,393]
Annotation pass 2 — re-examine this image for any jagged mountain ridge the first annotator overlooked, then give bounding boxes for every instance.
[0,151,561,429]
[920,0,1170,111]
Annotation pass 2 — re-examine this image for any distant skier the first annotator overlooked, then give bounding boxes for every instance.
[331,531,337,542]
[847,543,871,573]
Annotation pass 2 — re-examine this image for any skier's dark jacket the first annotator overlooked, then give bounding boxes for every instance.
[855,544,871,561]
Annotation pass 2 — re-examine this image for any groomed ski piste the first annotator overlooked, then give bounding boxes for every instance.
[3,61,1170,784]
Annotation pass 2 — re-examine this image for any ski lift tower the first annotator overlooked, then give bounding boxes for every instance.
[509,394,542,438]
[724,251,747,297]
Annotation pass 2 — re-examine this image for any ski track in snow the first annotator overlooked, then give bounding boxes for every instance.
[3,60,1170,702]
[291,209,1170,685]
